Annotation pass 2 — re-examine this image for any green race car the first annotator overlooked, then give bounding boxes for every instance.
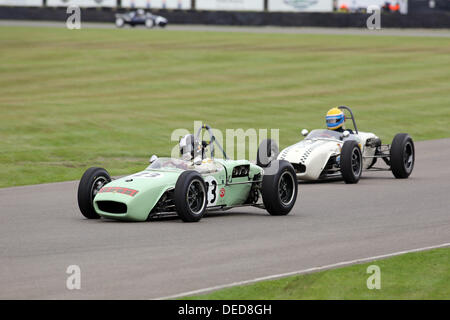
[77,124,298,222]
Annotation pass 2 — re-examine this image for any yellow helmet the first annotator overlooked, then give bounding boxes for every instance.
[326,108,345,130]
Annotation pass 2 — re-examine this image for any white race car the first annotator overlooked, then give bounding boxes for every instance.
[257,106,415,184]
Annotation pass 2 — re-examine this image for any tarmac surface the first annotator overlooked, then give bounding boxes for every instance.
[1,19,450,37]
[0,138,449,299]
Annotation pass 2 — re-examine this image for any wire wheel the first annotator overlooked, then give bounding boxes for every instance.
[90,176,108,203]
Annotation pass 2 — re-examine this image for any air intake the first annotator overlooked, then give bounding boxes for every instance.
[292,163,306,174]
[96,201,127,214]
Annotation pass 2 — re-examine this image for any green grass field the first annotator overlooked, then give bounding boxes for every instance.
[1,26,449,188]
[182,247,450,299]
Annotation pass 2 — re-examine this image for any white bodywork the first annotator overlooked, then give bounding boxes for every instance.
[277,130,378,180]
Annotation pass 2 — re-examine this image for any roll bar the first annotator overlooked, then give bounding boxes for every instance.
[194,124,229,160]
[338,106,358,134]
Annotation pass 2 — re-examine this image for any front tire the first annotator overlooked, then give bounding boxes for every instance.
[261,160,298,216]
[340,140,362,184]
[174,171,207,222]
[77,167,111,219]
[257,139,279,168]
[390,133,414,179]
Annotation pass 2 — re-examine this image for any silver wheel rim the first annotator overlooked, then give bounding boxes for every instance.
[90,176,108,203]
[186,179,206,215]
[278,171,295,206]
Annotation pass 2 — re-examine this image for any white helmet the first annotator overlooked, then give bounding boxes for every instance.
[179,134,195,161]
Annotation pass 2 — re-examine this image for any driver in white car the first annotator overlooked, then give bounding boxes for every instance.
[326,107,353,134]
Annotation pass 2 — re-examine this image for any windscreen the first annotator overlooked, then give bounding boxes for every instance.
[306,129,343,140]
[146,158,192,171]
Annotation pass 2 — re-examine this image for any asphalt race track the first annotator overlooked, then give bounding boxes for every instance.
[0,138,449,299]
[1,20,450,38]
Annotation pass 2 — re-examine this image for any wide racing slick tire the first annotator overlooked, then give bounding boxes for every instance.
[257,139,279,168]
[390,133,415,179]
[340,140,362,184]
[174,171,207,222]
[77,167,111,219]
[261,160,298,216]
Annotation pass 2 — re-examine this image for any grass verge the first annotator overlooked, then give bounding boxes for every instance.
[1,27,449,187]
[182,247,450,299]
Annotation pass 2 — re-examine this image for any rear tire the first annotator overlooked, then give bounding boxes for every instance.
[390,133,414,179]
[257,139,279,168]
[174,171,207,222]
[261,160,298,216]
[77,167,111,219]
[340,141,362,184]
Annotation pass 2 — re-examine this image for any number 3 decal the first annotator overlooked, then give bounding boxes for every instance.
[204,176,218,206]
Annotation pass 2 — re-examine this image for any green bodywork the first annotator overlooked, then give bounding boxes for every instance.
[94,158,263,221]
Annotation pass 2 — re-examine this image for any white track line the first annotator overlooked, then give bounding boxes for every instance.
[154,242,450,300]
